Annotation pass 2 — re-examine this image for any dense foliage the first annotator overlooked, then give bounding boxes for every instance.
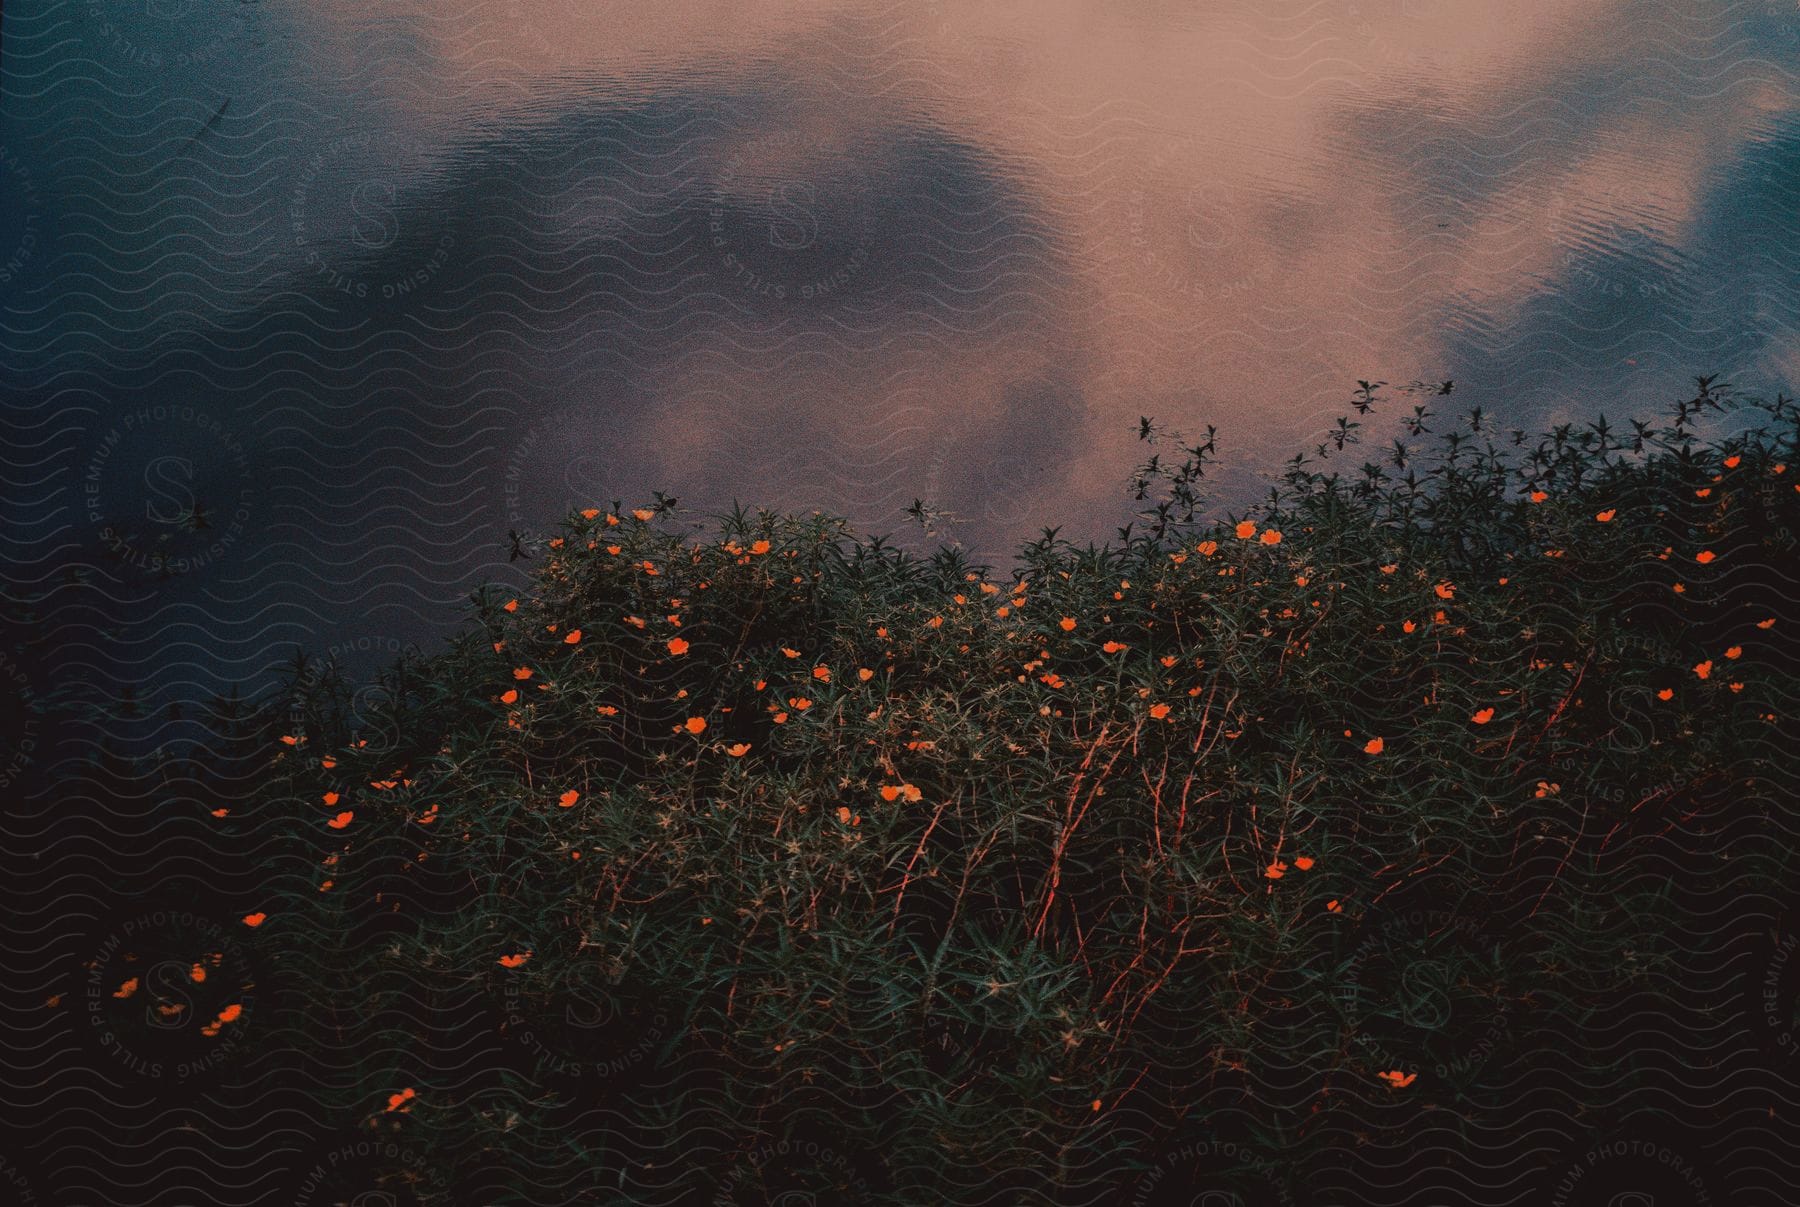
[237,378,1799,1203]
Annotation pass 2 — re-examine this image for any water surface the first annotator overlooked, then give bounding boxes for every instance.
[2,0,1797,695]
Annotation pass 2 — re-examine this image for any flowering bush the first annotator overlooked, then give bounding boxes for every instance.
[241,378,1799,1203]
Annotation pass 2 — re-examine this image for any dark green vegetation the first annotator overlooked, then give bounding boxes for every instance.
[243,379,1799,1202]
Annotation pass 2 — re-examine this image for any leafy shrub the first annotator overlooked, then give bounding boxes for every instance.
[239,377,1800,1203]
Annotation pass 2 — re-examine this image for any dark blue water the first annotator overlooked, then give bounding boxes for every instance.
[5,0,1798,707]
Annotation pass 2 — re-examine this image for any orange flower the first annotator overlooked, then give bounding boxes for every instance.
[1160,655,1178,668]
[1724,454,1742,469]
[1434,581,1455,600]
[632,508,654,521]
[596,704,619,716]
[503,598,519,612]
[1292,856,1314,871]
[788,697,812,711]
[580,508,600,519]
[1363,736,1384,755]
[323,791,339,806]
[1695,550,1716,564]
[513,666,533,680]
[1059,616,1077,631]
[750,539,771,555]
[1401,620,1416,634]
[1326,899,1342,913]
[812,666,831,682]
[1378,1070,1417,1088]
[1758,617,1776,629]
[667,637,690,656]
[836,806,853,824]
[781,647,800,659]
[1259,529,1282,545]
[1103,640,1127,654]
[1656,688,1674,700]
[880,785,901,802]
[1694,660,1713,679]
[1725,645,1742,660]
[1265,861,1287,880]
[1379,564,1397,574]
[684,716,707,734]
[498,952,531,968]
[1197,540,1218,556]
[1471,708,1495,725]
[1529,490,1547,503]
[1234,520,1256,540]
[901,784,922,802]
[1595,509,1616,522]
[857,667,874,681]
[327,811,354,829]
[726,743,750,757]
[242,912,266,928]
[564,629,582,644]
[500,689,518,704]
[1148,703,1171,720]
[558,790,579,807]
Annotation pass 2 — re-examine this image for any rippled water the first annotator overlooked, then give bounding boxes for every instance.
[3,0,1798,687]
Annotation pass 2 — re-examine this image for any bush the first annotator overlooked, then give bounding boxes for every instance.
[237,377,1800,1203]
